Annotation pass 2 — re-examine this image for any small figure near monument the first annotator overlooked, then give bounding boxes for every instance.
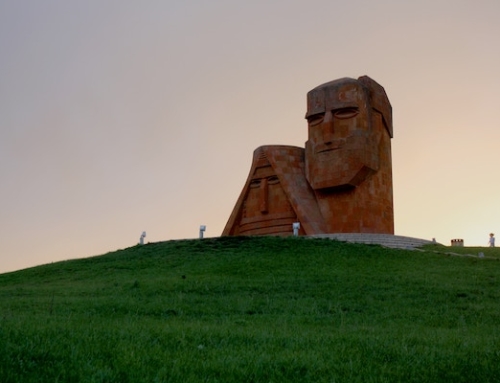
[199,225,206,239]
[222,76,394,236]
[139,231,146,245]
[489,233,495,247]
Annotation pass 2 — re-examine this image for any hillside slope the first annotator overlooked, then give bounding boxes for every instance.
[1,236,500,382]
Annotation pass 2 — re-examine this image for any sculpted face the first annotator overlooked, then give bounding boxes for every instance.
[238,152,297,235]
[223,75,394,237]
[305,78,383,191]
[243,163,280,217]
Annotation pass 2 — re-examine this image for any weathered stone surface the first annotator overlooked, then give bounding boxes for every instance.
[222,145,326,236]
[222,75,394,236]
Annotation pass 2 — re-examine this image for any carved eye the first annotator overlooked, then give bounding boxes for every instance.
[267,176,279,185]
[333,107,359,119]
[307,113,325,126]
[250,179,261,188]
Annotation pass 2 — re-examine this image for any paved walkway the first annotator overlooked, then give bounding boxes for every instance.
[309,233,437,249]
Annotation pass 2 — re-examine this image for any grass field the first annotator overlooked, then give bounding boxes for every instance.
[1,236,500,382]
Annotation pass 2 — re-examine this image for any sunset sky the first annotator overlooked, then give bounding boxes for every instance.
[2,0,500,273]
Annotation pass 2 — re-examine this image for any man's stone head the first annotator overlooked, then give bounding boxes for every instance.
[305,76,392,191]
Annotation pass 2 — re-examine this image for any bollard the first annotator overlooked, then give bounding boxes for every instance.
[199,225,206,239]
[139,231,146,245]
[292,222,300,237]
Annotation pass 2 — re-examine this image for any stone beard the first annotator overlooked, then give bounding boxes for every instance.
[222,75,394,236]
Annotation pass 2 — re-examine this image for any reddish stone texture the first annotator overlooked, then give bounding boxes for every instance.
[222,76,394,236]
[222,145,326,236]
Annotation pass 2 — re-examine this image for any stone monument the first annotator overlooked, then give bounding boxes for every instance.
[222,75,394,236]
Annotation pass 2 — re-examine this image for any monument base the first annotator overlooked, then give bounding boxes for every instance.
[310,233,438,249]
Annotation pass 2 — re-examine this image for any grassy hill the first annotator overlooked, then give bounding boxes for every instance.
[1,236,500,382]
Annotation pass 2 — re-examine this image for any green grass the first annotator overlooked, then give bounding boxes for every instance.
[1,236,500,382]
[423,243,500,258]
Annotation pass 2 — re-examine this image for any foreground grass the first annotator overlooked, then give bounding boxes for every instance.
[1,236,500,382]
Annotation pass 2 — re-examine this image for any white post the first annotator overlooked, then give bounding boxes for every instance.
[292,222,300,237]
[199,225,206,239]
[139,231,146,245]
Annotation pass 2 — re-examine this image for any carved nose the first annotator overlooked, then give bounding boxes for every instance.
[324,110,333,123]
[259,178,268,213]
[322,111,334,144]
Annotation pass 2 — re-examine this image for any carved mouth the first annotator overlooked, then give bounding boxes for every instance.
[317,147,340,154]
[316,142,343,154]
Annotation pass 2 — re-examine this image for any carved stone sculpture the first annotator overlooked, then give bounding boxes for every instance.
[222,76,394,236]
[222,145,326,236]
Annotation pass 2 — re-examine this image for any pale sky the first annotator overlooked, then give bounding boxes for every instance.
[2,0,500,273]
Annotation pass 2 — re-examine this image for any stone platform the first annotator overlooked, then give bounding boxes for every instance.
[309,233,437,249]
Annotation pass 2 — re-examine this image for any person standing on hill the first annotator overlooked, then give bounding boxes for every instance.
[489,233,495,247]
